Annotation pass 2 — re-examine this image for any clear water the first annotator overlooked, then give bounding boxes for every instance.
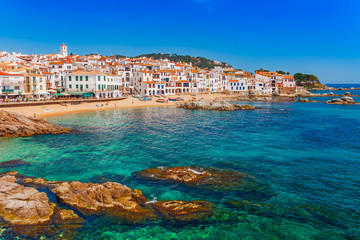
[1,102,360,239]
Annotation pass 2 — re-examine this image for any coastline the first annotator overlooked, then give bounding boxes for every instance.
[1,93,234,118]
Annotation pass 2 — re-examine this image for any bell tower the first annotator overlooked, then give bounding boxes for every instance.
[59,43,67,57]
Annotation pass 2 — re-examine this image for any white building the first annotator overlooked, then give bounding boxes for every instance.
[0,72,25,97]
[66,70,121,98]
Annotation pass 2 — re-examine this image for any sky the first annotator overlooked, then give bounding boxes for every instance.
[0,0,359,83]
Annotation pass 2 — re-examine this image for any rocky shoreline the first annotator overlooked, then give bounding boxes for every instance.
[178,99,256,111]
[0,110,72,137]
[0,163,272,230]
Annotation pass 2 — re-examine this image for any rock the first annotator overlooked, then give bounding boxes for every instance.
[133,166,272,198]
[329,92,334,95]
[51,181,148,214]
[299,98,309,103]
[326,97,355,105]
[134,166,211,183]
[0,110,72,137]
[151,200,213,222]
[342,96,354,102]
[0,160,29,168]
[21,177,64,189]
[51,207,84,225]
[0,175,55,225]
[235,104,256,110]
[345,92,351,96]
[178,100,256,111]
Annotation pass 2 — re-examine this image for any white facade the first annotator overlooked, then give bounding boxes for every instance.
[66,71,121,98]
[0,72,25,96]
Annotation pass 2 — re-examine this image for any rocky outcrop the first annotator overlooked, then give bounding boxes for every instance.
[134,166,211,183]
[326,97,356,105]
[0,110,72,137]
[299,98,309,103]
[51,181,148,214]
[0,160,29,168]
[133,166,272,197]
[151,200,213,222]
[178,100,256,111]
[21,177,64,189]
[0,175,55,225]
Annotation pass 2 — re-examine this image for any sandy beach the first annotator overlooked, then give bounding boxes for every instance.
[1,93,233,118]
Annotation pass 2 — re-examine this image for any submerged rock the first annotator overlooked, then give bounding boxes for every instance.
[225,199,356,229]
[52,207,84,225]
[51,181,148,214]
[0,175,55,225]
[0,160,29,168]
[151,200,213,222]
[0,110,72,137]
[178,100,256,111]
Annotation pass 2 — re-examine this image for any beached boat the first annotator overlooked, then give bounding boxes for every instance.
[168,98,177,101]
[133,95,140,98]
[140,96,152,101]
[154,95,161,98]
[156,98,166,103]
[177,97,184,101]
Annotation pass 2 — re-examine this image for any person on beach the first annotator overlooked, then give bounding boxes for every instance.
[33,113,36,118]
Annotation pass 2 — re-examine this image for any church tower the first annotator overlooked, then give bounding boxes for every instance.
[59,43,68,57]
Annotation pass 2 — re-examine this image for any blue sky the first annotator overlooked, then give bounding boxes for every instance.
[0,0,359,83]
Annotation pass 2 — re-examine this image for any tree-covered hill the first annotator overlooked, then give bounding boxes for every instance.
[135,53,232,69]
[294,73,323,89]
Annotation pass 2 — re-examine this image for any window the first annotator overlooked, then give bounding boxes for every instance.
[76,76,78,81]
[33,84,36,90]
[86,84,89,89]
[98,85,100,90]
[98,76,100,81]
[86,76,88,81]
[33,77,35,83]
[40,85,43,90]
[76,84,79,89]
[80,76,83,81]
[69,76,72,81]
[69,84,72,88]
[14,86,20,90]
[40,78,42,82]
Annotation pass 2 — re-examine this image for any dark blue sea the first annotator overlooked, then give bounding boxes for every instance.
[1,101,360,239]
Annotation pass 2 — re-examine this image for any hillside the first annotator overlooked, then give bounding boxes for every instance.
[135,53,232,69]
[294,73,324,89]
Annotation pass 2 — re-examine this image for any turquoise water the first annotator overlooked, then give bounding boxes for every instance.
[1,102,360,239]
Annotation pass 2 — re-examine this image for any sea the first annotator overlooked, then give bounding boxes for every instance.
[1,100,360,239]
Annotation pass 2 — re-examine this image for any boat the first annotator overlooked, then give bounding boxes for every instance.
[156,98,166,103]
[154,95,161,98]
[140,96,152,101]
[177,97,184,101]
[168,98,177,101]
[133,95,140,98]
